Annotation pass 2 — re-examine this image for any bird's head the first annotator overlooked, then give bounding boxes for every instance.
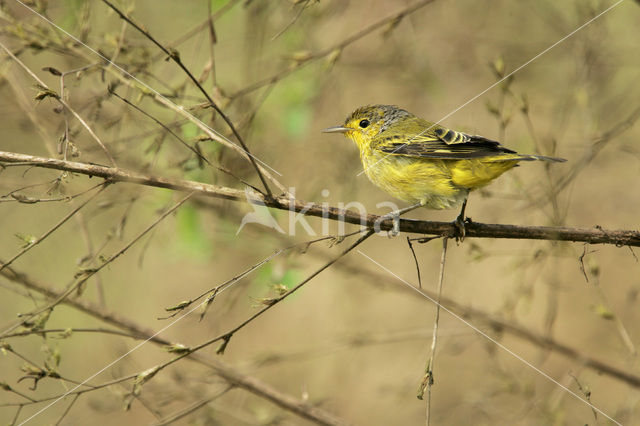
[322,105,412,152]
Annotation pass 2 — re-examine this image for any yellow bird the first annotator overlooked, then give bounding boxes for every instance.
[323,104,566,235]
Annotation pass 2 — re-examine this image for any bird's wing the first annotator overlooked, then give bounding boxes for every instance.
[376,120,518,160]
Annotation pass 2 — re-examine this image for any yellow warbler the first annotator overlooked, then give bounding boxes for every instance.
[323,104,566,235]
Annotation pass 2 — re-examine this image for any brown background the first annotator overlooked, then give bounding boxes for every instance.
[1,1,639,424]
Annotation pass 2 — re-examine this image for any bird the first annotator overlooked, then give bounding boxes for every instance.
[322,104,566,237]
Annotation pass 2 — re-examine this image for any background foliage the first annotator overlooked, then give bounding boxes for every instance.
[1,0,639,424]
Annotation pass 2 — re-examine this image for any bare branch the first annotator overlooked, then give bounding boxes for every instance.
[0,192,193,337]
[101,0,273,198]
[0,183,108,273]
[232,0,437,98]
[0,41,117,166]
[418,238,448,426]
[333,258,640,389]
[1,150,638,247]
[0,265,349,426]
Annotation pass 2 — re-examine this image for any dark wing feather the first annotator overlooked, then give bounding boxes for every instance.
[377,125,517,160]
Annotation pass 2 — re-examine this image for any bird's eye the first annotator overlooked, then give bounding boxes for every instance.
[359,119,370,128]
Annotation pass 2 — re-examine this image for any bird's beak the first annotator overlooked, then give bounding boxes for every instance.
[321,125,352,133]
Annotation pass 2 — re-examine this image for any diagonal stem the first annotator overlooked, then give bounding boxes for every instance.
[101,0,273,198]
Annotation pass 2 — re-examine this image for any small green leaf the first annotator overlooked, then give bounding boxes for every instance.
[132,365,161,397]
[57,328,73,339]
[11,193,39,203]
[324,48,342,69]
[33,84,59,101]
[490,56,505,78]
[199,290,218,321]
[26,309,51,332]
[164,343,191,354]
[251,297,279,308]
[270,283,289,295]
[165,301,191,312]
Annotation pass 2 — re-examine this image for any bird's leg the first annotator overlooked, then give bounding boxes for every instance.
[378,202,423,237]
[453,198,468,241]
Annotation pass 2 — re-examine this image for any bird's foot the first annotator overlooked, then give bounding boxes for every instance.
[375,211,401,237]
[452,214,469,242]
[387,213,400,238]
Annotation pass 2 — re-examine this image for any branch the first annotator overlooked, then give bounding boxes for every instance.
[8,1,287,196]
[0,41,117,167]
[334,259,640,389]
[0,183,108,273]
[190,198,640,389]
[189,230,374,355]
[231,0,437,98]
[0,265,348,426]
[1,150,639,246]
[101,0,273,198]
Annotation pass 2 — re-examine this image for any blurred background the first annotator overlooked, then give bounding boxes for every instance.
[1,0,639,424]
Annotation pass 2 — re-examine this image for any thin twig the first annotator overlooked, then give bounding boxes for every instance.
[101,0,273,198]
[0,266,349,426]
[108,89,212,166]
[164,230,360,320]
[150,386,234,426]
[2,327,154,340]
[232,0,436,98]
[0,180,105,204]
[187,230,375,355]
[108,90,255,188]
[407,236,422,288]
[0,192,193,337]
[568,373,599,424]
[358,250,621,425]
[0,183,109,273]
[418,238,448,426]
[46,30,288,194]
[153,0,242,58]
[161,248,286,320]
[53,393,79,426]
[271,0,314,41]
[74,210,106,306]
[0,41,117,166]
[530,105,640,208]
[205,0,217,87]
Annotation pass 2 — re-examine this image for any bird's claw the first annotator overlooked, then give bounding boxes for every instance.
[387,214,400,238]
[453,214,466,241]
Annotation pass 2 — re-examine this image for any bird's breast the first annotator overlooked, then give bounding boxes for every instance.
[359,152,466,209]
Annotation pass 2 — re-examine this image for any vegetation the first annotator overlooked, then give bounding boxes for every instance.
[1,1,639,424]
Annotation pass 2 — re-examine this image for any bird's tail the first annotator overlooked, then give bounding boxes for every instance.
[524,154,566,162]
[490,154,566,163]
